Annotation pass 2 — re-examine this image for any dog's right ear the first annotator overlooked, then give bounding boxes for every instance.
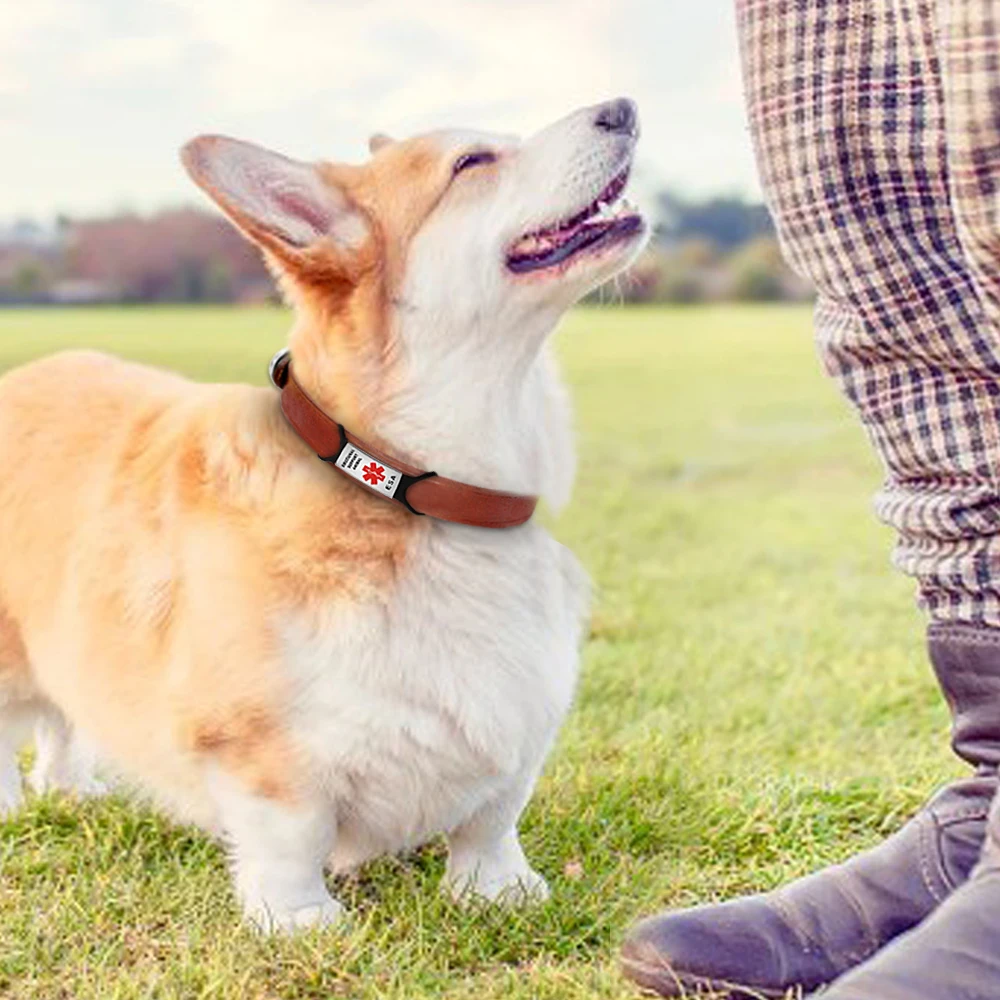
[180,135,371,271]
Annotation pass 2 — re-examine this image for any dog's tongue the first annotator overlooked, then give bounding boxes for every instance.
[507,214,642,273]
[510,197,636,257]
[506,166,636,271]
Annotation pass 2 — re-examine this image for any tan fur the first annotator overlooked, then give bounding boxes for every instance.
[288,137,474,436]
[0,134,460,819]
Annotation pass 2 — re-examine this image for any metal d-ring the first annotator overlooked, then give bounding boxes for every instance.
[268,347,291,389]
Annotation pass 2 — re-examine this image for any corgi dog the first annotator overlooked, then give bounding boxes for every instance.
[0,99,646,931]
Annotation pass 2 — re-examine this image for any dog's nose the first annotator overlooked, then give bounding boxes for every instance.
[594,98,639,137]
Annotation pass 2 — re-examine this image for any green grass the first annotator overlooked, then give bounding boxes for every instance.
[0,304,951,999]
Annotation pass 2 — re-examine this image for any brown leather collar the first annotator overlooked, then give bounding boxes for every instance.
[269,349,538,529]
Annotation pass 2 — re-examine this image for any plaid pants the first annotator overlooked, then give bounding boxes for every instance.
[737,0,1000,625]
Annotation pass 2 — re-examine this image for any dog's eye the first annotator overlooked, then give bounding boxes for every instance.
[452,150,497,175]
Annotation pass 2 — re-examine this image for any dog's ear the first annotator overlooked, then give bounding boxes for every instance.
[368,133,394,155]
[180,135,371,270]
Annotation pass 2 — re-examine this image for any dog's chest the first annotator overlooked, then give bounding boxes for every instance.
[280,523,588,865]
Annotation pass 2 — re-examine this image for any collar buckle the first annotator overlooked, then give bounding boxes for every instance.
[268,347,291,389]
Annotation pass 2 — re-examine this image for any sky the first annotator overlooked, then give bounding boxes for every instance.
[0,0,760,221]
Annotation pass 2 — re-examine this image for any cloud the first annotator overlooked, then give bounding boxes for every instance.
[172,0,639,130]
[76,35,189,82]
[0,0,761,218]
[0,1,85,96]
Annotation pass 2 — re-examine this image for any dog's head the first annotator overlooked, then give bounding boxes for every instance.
[182,100,646,416]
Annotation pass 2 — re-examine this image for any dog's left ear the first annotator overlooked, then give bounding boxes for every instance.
[180,135,371,271]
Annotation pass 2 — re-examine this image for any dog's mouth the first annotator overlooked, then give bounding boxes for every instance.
[506,166,643,275]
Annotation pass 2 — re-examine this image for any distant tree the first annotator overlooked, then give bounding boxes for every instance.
[10,260,49,297]
[725,237,787,301]
[66,209,270,303]
[671,237,718,270]
[656,192,774,251]
[0,190,809,307]
[657,270,705,303]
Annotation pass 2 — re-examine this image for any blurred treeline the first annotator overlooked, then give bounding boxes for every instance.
[612,191,812,304]
[0,192,811,306]
[0,211,272,306]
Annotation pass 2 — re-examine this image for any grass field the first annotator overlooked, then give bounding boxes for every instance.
[0,304,953,999]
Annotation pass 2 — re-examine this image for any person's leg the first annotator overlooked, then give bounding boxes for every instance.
[815,4,1000,996]
[624,628,1000,998]
[622,0,1000,996]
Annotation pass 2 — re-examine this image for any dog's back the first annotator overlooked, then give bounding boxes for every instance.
[0,348,419,825]
[0,350,182,676]
[0,350,212,816]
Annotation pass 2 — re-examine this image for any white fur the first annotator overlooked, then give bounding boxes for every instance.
[210,766,341,932]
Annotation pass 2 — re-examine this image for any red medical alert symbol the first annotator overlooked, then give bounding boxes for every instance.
[363,462,386,486]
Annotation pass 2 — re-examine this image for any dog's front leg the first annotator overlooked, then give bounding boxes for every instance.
[209,768,341,933]
[444,778,549,905]
[28,712,107,798]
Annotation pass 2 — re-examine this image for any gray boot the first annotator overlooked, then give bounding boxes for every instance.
[620,624,1000,999]
[816,775,1000,999]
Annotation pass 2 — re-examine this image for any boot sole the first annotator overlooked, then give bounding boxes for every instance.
[620,945,788,999]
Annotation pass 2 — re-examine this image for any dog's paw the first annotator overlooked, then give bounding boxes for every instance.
[447,866,550,906]
[245,894,345,934]
[73,775,111,799]
[0,782,24,820]
[28,767,109,799]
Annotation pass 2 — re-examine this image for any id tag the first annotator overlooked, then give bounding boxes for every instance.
[334,443,403,499]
